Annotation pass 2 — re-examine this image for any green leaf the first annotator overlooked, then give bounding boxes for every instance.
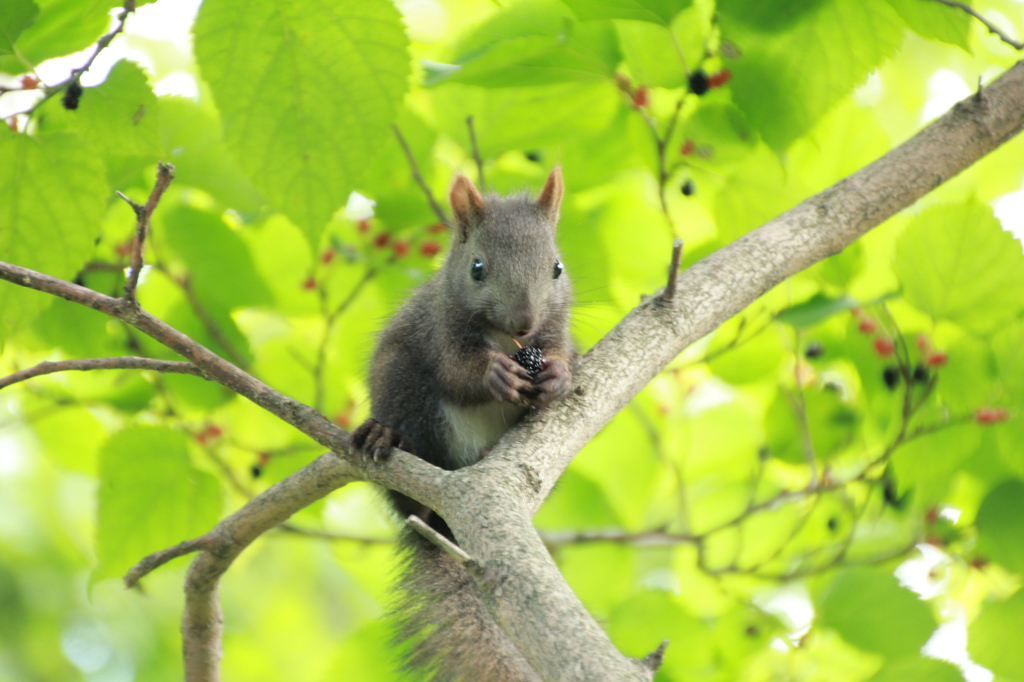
[161,205,273,311]
[158,97,264,215]
[883,0,970,50]
[438,2,619,87]
[61,60,160,160]
[431,81,620,158]
[0,0,38,54]
[563,0,692,25]
[894,201,1024,335]
[777,294,859,328]
[0,129,107,338]
[891,423,980,506]
[968,589,1024,678]
[867,656,964,682]
[193,0,410,248]
[975,479,1024,574]
[817,566,936,658]
[720,0,903,152]
[993,320,1024,404]
[0,0,114,73]
[95,426,222,581]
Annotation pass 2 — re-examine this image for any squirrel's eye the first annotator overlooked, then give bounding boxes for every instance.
[553,259,563,279]
[471,259,486,281]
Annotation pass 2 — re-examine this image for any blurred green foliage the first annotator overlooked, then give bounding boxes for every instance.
[1,0,1024,680]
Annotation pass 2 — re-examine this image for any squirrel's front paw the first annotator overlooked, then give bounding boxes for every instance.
[531,358,572,406]
[351,418,415,463]
[486,353,533,405]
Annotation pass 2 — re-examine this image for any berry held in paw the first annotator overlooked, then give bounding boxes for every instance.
[511,340,544,378]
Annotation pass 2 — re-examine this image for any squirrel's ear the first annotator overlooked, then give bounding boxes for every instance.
[536,167,564,226]
[449,174,486,242]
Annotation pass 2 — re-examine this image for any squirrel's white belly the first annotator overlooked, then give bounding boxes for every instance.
[441,400,525,469]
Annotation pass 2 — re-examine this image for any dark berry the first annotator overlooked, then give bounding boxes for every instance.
[688,69,710,96]
[251,465,262,478]
[758,446,770,461]
[512,346,544,378]
[882,366,900,390]
[525,150,542,163]
[804,341,824,359]
[62,80,83,110]
[827,517,838,532]
[681,180,696,196]
[913,364,929,384]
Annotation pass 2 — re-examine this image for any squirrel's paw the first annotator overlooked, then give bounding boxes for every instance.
[531,358,572,406]
[486,352,533,405]
[351,418,415,463]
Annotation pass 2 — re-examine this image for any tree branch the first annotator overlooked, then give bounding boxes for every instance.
[0,356,203,390]
[466,115,487,192]
[122,162,175,302]
[927,0,1024,50]
[393,124,449,226]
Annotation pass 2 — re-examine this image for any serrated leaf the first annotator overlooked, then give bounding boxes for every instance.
[817,566,936,658]
[883,0,970,50]
[720,0,903,152]
[894,201,1024,334]
[777,294,859,328]
[95,426,222,581]
[975,479,1024,574]
[0,0,38,54]
[62,59,160,160]
[968,589,1024,678]
[0,129,107,339]
[717,0,829,33]
[438,2,619,87]
[193,0,410,248]
[0,0,113,73]
[564,0,692,25]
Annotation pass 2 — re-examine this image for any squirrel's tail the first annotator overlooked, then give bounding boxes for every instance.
[392,530,541,682]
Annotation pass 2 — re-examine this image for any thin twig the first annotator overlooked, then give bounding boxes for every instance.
[662,239,684,302]
[927,0,1023,50]
[123,162,175,303]
[393,124,449,226]
[407,515,478,567]
[277,524,393,543]
[314,265,378,411]
[466,116,486,192]
[124,535,211,588]
[0,356,203,390]
[11,4,134,118]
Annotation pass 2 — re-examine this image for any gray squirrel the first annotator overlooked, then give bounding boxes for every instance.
[352,168,573,681]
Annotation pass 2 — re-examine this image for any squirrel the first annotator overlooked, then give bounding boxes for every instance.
[351,168,573,681]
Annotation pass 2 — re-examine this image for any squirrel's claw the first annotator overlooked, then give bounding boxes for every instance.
[531,358,571,406]
[486,353,533,405]
[351,418,415,463]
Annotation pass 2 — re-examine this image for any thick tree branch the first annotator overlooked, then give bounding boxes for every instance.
[0,356,203,390]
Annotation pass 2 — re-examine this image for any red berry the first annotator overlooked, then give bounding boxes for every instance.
[374,233,390,248]
[681,139,696,156]
[334,412,351,428]
[874,337,896,357]
[925,507,940,525]
[320,248,335,265]
[632,86,649,108]
[358,219,371,234]
[302,276,317,290]
[708,69,732,88]
[393,240,409,257]
[858,318,878,334]
[925,351,948,367]
[421,241,441,257]
[116,239,133,257]
[428,223,447,234]
[925,535,943,547]
[916,334,931,351]
[257,451,271,466]
[851,307,864,318]
[6,118,16,133]
[971,557,988,569]
[20,76,39,90]
[976,407,1009,424]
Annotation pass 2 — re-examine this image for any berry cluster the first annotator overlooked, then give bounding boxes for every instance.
[512,346,544,378]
